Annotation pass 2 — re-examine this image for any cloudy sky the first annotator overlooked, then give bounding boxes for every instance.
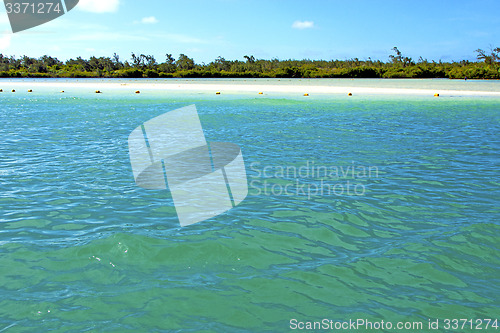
[0,0,499,64]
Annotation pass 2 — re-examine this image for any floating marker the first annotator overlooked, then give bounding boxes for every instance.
[11,89,15,92]
[61,90,65,93]
[348,92,352,96]
[28,89,33,92]
[258,92,263,95]
[135,91,140,94]
[216,92,221,95]
[434,93,439,97]
[0,89,3,92]
[304,93,309,96]
[95,90,102,94]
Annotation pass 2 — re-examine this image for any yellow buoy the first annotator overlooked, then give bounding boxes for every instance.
[11,89,15,92]
[135,90,140,94]
[434,93,439,97]
[348,93,353,96]
[258,92,263,95]
[60,90,65,93]
[304,93,309,96]
[0,89,3,92]
[95,90,102,94]
[216,92,221,95]
[28,89,33,92]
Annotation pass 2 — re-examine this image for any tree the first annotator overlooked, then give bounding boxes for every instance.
[66,56,90,71]
[40,55,61,68]
[495,48,500,62]
[112,53,123,69]
[0,48,499,79]
[389,47,413,67]
[165,53,175,66]
[29,62,46,73]
[402,56,414,67]
[21,55,34,68]
[389,47,403,64]
[131,52,143,68]
[176,54,195,70]
[131,53,157,69]
[244,55,255,64]
[214,56,230,71]
[159,53,176,73]
[475,47,500,64]
[142,54,157,69]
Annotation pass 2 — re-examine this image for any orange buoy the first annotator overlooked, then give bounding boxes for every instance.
[304,93,309,96]
[258,92,263,95]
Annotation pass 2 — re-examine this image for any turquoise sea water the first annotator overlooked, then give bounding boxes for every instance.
[0,80,499,332]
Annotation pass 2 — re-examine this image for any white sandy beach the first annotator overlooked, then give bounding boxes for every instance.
[1,79,500,97]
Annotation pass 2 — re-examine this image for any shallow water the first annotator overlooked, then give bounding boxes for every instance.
[0,84,499,332]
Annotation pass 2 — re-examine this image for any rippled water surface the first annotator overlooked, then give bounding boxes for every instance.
[0,84,499,332]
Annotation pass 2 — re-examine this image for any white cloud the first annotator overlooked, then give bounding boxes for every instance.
[141,16,159,24]
[77,0,119,13]
[292,20,314,29]
[0,32,12,51]
[0,15,10,25]
[71,32,148,42]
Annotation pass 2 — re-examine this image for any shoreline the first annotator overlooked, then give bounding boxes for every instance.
[1,79,500,97]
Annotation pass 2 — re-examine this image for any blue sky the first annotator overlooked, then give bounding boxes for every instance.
[0,0,499,64]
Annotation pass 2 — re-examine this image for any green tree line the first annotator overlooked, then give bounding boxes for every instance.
[0,47,499,79]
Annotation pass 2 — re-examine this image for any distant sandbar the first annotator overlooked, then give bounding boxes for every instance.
[1,79,500,97]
